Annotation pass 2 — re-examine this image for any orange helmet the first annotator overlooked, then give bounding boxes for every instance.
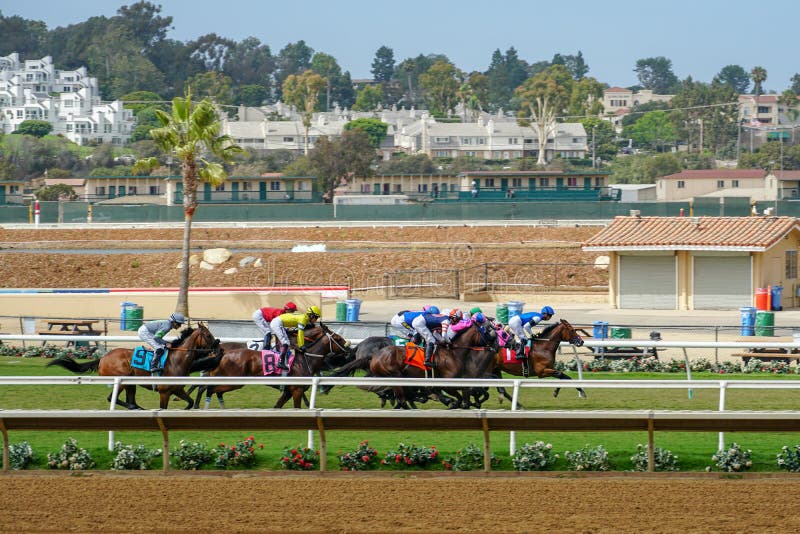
[449,309,463,322]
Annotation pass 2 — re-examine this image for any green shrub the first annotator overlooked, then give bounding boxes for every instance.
[214,436,259,469]
[776,445,800,472]
[47,437,95,470]
[442,443,500,471]
[172,440,214,470]
[280,446,319,470]
[9,441,35,470]
[630,444,679,472]
[709,442,752,472]
[565,445,611,471]
[381,443,438,468]
[112,442,160,470]
[337,440,379,471]
[512,441,558,471]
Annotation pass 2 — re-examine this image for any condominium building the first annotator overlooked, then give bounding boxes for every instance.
[0,53,134,145]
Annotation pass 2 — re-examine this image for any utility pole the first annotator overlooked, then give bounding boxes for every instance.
[591,125,596,169]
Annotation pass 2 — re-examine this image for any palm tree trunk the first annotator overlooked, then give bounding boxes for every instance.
[176,212,193,317]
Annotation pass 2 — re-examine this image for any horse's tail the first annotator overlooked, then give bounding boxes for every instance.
[47,357,100,374]
[331,355,371,377]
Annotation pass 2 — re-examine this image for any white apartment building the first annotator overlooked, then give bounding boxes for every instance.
[0,53,134,145]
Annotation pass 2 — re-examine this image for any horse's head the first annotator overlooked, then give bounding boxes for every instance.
[306,322,352,365]
[559,319,584,347]
[185,322,219,354]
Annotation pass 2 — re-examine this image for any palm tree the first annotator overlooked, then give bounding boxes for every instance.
[282,70,326,155]
[149,92,243,316]
[751,66,767,99]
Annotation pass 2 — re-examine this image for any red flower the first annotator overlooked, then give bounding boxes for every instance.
[291,449,297,455]
[362,455,370,462]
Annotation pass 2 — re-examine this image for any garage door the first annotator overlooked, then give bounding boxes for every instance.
[693,255,751,309]
[619,255,676,309]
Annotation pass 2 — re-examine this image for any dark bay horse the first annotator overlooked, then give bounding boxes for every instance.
[334,323,497,409]
[196,323,351,409]
[47,323,219,410]
[493,319,586,399]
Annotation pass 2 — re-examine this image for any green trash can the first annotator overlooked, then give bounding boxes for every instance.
[610,327,632,339]
[335,301,347,321]
[495,303,509,325]
[125,305,144,331]
[755,311,775,336]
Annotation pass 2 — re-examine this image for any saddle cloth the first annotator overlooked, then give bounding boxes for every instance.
[403,343,427,370]
[501,346,529,363]
[131,346,166,371]
[261,350,296,376]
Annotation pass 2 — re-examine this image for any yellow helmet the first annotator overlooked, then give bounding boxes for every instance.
[307,305,322,318]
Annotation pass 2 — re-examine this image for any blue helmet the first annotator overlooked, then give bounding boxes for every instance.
[427,305,440,315]
[540,306,554,316]
[472,312,485,323]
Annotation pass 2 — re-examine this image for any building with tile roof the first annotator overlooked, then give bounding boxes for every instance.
[656,169,771,201]
[582,216,800,309]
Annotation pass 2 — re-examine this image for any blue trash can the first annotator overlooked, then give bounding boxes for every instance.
[120,301,136,330]
[345,298,362,322]
[507,300,524,319]
[771,286,783,311]
[592,321,608,355]
[739,306,756,336]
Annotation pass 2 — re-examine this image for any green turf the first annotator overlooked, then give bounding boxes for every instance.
[2,356,800,472]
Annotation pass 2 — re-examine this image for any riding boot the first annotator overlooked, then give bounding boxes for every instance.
[277,344,289,370]
[263,335,271,350]
[423,343,434,368]
[150,348,165,372]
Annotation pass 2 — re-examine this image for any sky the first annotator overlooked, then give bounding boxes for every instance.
[4,0,799,92]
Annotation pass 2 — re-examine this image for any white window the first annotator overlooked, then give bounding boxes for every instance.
[63,100,73,108]
[283,137,294,142]
[461,138,471,144]
[484,178,495,187]
[732,180,739,188]
[508,138,518,144]
[418,184,428,192]
[434,136,450,143]
[677,180,685,189]
[717,180,724,188]
[567,177,578,187]
[493,151,501,158]
[478,138,486,144]
[540,178,549,187]
[512,178,522,187]
[435,150,449,157]
[465,151,476,157]
[270,181,281,191]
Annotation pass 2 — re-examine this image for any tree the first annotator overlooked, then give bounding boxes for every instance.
[778,90,800,124]
[148,92,243,316]
[713,64,750,94]
[377,153,437,174]
[187,33,235,72]
[116,1,172,50]
[485,47,529,112]
[669,77,738,154]
[274,40,314,102]
[624,110,676,151]
[120,91,165,114]
[634,57,679,94]
[235,84,268,107]
[552,51,589,80]
[0,12,47,57]
[580,117,617,162]
[310,52,341,111]
[352,85,384,112]
[515,66,571,164]
[791,74,800,95]
[222,36,274,88]
[309,130,375,201]
[36,183,77,201]
[371,46,395,83]
[186,71,234,106]
[751,66,767,98]
[14,120,52,138]
[418,60,461,117]
[282,70,326,154]
[344,118,388,148]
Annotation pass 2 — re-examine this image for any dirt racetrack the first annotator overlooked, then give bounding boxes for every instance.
[1,472,798,533]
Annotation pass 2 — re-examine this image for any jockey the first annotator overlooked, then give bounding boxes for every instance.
[444,310,488,343]
[410,308,450,367]
[390,306,439,342]
[270,305,322,370]
[252,301,297,348]
[507,306,554,350]
[138,312,185,372]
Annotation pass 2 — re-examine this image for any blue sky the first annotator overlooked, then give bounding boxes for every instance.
[4,0,799,91]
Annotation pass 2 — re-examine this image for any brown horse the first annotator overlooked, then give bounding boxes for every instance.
[493,319,586,399]
[48,323,219,410]
[333,323,497,409]
[196,323,351,409]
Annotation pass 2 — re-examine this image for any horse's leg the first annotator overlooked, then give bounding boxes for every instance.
[274,387,291,409]
[292,386,305,408]
[126,385,143,410]
[107,386,139,410]
[546,370,587,399]
[171,387,195,410]
[192,385,206,409]
[217,392,225,409]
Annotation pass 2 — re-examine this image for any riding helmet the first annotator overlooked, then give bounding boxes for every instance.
[169,312,185,325]
[307,305,322,318]
[427,305,440,315]
[541,306,555,316]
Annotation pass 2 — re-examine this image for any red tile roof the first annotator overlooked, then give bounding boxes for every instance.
[775,170,800,180]
[583,216,800,251]
[604,87,631,93]
[660,169,766,180]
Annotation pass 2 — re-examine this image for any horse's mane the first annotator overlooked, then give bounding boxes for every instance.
[169,326,195,347]
[535,322,559,338]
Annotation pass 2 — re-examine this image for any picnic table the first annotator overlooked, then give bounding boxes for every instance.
[732,336,800,364]
[38,319,103,348]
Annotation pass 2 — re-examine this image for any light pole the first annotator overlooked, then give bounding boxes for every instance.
[591,125,596,169]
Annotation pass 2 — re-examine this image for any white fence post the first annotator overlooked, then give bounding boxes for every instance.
[718,380,728,451]
[108,377,121,451]
[308,377,319,450]
[509,380,521,455]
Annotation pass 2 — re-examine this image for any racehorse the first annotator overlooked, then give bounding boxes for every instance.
[492,319,586,399]
[333,323,497,409]
[47,323,219,410]
[195,323,351,409]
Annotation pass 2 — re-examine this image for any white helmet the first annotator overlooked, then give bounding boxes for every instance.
[169,312,185,325]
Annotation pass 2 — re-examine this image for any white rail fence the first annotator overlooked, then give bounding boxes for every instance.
[3,376,800,473]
